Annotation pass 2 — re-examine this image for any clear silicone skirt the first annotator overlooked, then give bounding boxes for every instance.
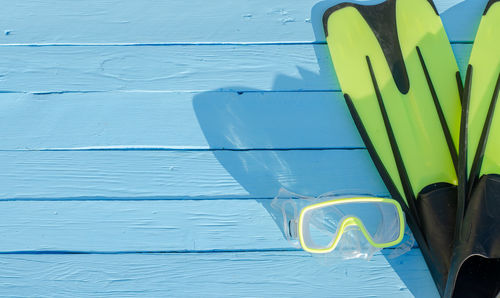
[271,189,414,260]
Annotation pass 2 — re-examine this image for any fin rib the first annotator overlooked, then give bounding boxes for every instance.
[344,94,403,204]
[365,56,420,226]
[344,93,442,289]
[467,73,500,198]
[456,72,464,104]
[416,46,458,171]
[455,65,473,241]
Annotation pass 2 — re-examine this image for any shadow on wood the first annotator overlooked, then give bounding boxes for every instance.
[193,0,487,296]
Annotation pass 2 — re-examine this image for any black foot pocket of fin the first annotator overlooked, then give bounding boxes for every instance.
[453,256,500,298]
[417,182,457,288]
[451,174,500,298]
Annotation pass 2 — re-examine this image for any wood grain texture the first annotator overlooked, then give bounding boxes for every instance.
[0,44,470,92]
[0,91,363,150]
[0,251,439,298]
[0,0,487,43]
[0,150,387,199]
[0,0,476,296]
[0,199,420,252]
[0,200,290,252]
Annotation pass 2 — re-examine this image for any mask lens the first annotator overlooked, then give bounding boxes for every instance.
[299,198,403,253]
[341,201,402,244]
[301,204,343,249]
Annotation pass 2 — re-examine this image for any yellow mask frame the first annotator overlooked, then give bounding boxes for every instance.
[298,197,405,254]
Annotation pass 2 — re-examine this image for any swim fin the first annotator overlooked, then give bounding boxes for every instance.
[444,1,500,297]
[323,0,461,294]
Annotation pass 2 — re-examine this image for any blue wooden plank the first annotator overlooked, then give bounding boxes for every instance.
[0,44,470,92]
[0,200,291,252]
[0,199,421,251]
[0,251,439,297]
[0,199,418,252]
[0,0,486,43]
[0,150,388,200]
[439,0,489,44]
[0,91,362,150]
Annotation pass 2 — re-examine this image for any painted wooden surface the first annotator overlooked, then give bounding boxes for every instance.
[0,200,291,252]
[0,0,484,43]
[0,150,387,199]
[0,0,488,297]
[0,91,364,149]
[0,44,470,92]
[0,251,433,298]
